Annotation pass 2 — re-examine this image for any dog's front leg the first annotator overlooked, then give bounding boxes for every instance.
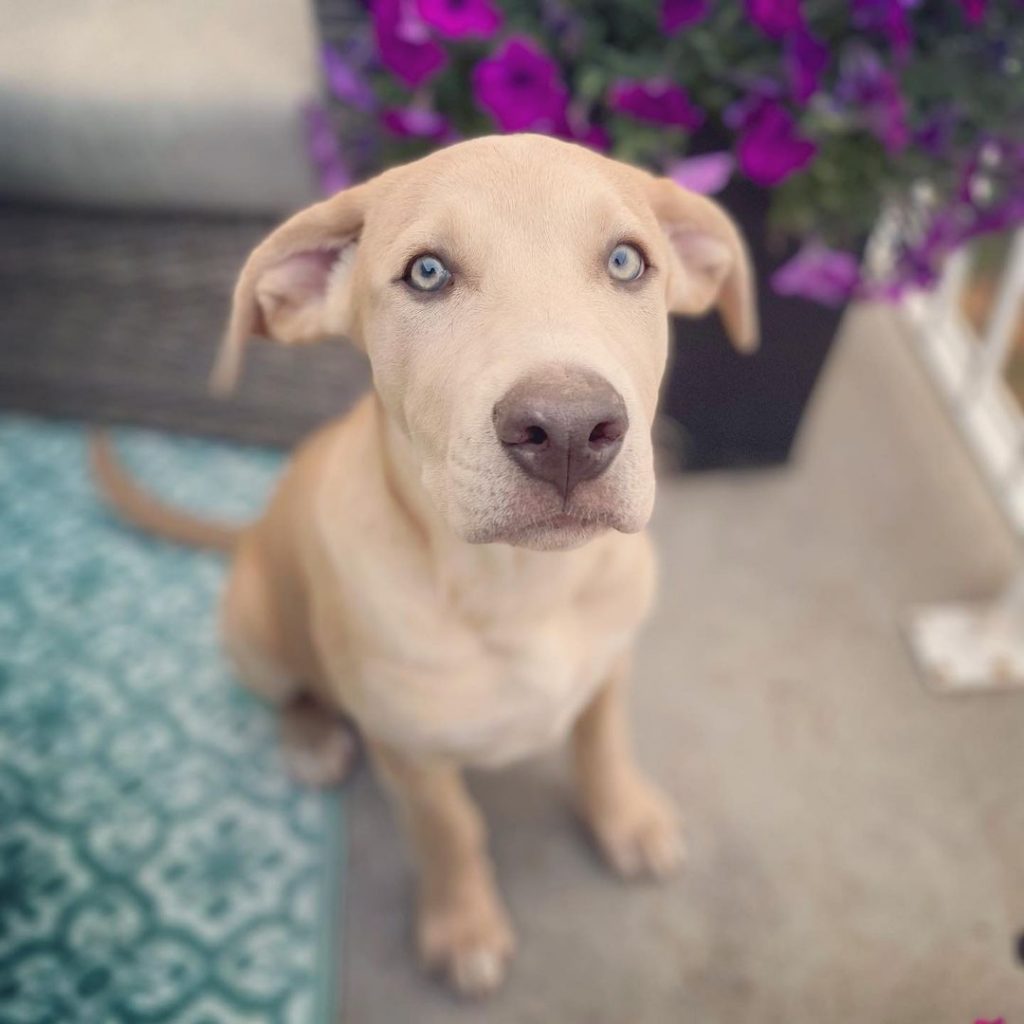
[369,741,515,997]
[572,655,685,879]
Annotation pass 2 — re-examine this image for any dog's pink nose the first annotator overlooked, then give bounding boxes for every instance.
[493,368,628,500]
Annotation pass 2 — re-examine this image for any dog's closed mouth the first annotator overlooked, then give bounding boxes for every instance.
[514,503,612,530]
[497,508,614,548]
[537,511,601,530]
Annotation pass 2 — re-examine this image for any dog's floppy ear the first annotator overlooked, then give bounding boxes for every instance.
[210,181,375,393]
[646,178,758,353]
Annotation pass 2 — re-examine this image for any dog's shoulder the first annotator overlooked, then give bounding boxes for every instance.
[280,395,426,578]
[247,392,382,558]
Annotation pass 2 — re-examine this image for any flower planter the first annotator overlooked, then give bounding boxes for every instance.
[662,174,850,470]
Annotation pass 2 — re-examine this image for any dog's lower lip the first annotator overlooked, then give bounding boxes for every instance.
[524,511,601,531]
[547,513,587,528]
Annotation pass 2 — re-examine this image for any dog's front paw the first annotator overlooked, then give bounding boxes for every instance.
[583,778,685,881]
[417,886,516,997]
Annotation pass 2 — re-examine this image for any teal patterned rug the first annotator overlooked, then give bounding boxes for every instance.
[0,417,345,1023]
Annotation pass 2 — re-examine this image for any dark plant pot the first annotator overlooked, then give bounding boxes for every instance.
[661,176,850,471]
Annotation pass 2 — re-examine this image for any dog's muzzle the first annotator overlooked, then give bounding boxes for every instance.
[492,366,628,503]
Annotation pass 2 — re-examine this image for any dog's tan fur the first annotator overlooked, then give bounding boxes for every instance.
[94,134,755,996]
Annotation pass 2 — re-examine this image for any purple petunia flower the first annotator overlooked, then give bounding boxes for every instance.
[957,0,987,23]
[662,0,710,32]
[914,106,958,158]
[540,0,586,57]
[866,208,963,299]
[321,44,376,112]
[958,139,1024,236]
[967,193,1024,239]
[307,113,336,166]
[304,102,352,196]
[735,99,817,186]
[865,140,1024,300]
[608,79,704,130]
[771,243,860,305]
[472,37,568,132]
[745,0,804,39]
[870,140,1024,299]
[786,29,828,104]
[571,123,612,150]
[417,0,501,39]
[372,0,447,87]
[382,106,452,140]
[836,47,909,154]
[852,0,912,58]
[667,152,735,194]
[555,107,611,151]
[724,77,784,130]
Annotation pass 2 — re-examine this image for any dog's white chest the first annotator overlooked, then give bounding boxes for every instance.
[465,620,627,766]
[320,521,655,767]
[356,608,633,768]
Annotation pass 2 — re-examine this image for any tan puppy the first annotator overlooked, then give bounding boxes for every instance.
[94,133,756,997]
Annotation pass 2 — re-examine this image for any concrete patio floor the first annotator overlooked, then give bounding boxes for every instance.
[340,304,1024,1023]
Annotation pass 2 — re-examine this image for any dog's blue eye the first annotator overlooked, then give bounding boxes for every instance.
[405,254,451,292]
[608,243,645,283]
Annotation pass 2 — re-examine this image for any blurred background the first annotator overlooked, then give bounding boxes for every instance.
[1,1,1023,1021]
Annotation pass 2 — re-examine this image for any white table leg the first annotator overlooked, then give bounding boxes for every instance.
[905,570,1024,692]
